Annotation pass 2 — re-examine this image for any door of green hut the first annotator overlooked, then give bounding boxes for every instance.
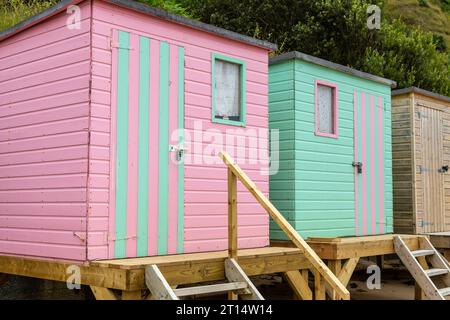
[353,91,387,235]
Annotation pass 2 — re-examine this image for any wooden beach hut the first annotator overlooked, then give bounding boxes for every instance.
[269,52,396,239]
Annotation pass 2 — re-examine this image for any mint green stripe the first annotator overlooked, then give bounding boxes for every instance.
[357,91,363,235]
[158,41,170,255]
[365,94,372,234]
[374,97,380,234]
[114,31,130,258]
[177,47,185,253]
[137,36,150,257]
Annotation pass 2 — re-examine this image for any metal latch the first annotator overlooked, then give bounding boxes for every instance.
[352,161,363,174]
[439,165,449,173]
[169,145,185,161]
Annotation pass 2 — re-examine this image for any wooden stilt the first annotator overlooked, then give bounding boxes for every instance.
[122,290,142,300]
[90,286,118,300]
[284,270,312,300]
[314,270,326,300]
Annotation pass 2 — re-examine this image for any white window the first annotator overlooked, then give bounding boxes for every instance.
[315,81,338,137]
[212,54,246,126]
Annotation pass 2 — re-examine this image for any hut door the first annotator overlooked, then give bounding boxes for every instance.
[353,91,386,235]
[110,29,185,258]
[417,106,444,233]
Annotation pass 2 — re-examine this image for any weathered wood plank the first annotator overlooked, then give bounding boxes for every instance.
[284,270,312,300]
[90,286,118,300]
[219,151,350,300]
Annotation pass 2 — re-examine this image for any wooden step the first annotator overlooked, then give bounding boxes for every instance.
[438,287,450,297]
[411,249,435,257]
[174,282,248,297]
[425,268,449,277]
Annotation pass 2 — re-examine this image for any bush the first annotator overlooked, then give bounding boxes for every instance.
[0,0,57,32]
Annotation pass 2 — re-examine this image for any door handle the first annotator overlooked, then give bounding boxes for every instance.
[439,165,449,173]
[352,161,363,174]
[169,144,186,161]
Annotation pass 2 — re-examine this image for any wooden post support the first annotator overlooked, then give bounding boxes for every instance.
[122,290,142,300]
[444,249,450,264]
[314,270,326,300]
[90,286,118,300]
[338,258,359,287]
[284,270,312,300]
[414,256,428,300]
[219,151,350,300]
[327,260,342,299]
[228,168,238,259]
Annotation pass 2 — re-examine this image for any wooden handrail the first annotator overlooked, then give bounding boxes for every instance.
[219,151,350,300]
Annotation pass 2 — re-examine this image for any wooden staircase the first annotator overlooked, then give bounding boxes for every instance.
[394,235,450,300]
[145,258,263,300]
[145,152,350,300]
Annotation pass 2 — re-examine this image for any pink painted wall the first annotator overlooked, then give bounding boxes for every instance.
[90,0,270,259]
[0,1,92,260]
[0,0,270,261]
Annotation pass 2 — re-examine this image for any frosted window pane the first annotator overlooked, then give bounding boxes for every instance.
[214,59,241,121]
[317,84,334,134]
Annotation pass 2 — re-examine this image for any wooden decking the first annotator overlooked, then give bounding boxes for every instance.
[428,232,450,261]
[0,246,310,298]
[273,234,422,260]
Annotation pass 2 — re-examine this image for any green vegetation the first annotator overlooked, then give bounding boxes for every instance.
[386,0,450,52]
[0,0,57,32]
[0,0,449,95]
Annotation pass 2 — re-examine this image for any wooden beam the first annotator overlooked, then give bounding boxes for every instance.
[415,256,428,300]
[228,168,238,259]
[0,255,131,290]
[284,270,312,300]
[122,290,143,300]
[338,258,359,287]
[225,258,263,300]
[174,282,248,298]
[307,235,422,260]
[0,247,311,292]
[219,151,350,300]
[314,270,326,300]
[145,265,178,300]
[326,260,341,299]
[90,286,118,300]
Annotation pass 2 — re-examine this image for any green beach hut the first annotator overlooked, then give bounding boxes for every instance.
[269,52,396,239]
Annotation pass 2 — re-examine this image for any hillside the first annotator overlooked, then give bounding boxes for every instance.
[385,0,450,51]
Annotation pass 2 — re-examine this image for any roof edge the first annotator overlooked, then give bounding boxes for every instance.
[0,0,277,51]
[392,87,450,103]
[270,51,397,88]
[0,0,82,42]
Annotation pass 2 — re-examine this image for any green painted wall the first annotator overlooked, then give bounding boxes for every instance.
[269,58,393,239]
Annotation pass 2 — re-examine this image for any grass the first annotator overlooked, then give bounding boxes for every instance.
[385,0,450,51]
[0,0,57,33]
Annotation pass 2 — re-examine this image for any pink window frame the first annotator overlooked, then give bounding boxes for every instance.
[314,80,339,139]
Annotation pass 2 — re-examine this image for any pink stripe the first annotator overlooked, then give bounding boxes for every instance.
[370,96,376,234]
[378,96,385,233]
[148,39,160,256]
[361,92,367,235]
[167,45,179,254]
[125,34,140,257]
[353,90,359,236]
[108,29,118,259]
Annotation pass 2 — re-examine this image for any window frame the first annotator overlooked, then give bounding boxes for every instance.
[314,79,339,138]
[211,53,246,127]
